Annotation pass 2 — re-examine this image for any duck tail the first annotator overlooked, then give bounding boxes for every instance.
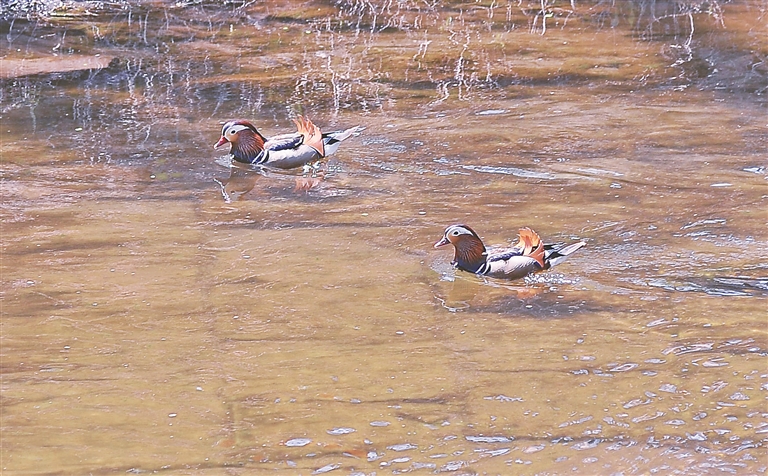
[322,125,365,156]
[544,241,586,269]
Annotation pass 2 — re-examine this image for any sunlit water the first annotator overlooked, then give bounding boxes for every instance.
[1,1,766,474]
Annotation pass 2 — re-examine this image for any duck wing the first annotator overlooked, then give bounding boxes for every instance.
[485,252,542,279]
[263,132,305,152]
[483,242,540,279]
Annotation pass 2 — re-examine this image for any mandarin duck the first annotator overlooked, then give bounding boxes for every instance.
[214,116,364,168]
[434,224,586,280]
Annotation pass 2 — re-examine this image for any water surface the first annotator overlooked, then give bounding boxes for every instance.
[2,1,766,474]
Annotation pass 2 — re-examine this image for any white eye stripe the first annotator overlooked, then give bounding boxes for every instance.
[446,225,472,237]
[223,124,250,135]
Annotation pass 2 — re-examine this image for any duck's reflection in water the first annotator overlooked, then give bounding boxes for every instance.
[433,258,590,316]
[214,165,263,202]
[293,162,326,193]
[434,267,544,312]
[214,162,327,202]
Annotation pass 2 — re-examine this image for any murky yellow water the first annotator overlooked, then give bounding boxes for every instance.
[2,1,766,474]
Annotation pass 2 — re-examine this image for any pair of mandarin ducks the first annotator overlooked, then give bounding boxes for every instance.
[214,117,585,280]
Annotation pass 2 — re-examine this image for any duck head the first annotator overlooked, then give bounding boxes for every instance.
[214,120,267,163]
[434,224,487,273]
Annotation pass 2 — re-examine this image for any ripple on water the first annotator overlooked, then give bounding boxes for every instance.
[326,427,355,435]
[742,166,765,174]
[663,342,715,355]
[465,292,601,318]
[366,451,381,462]
[608,363,639,372]
[312,463,340,474]
[461,164,555,179]
[285,438,311,447]
[665,419,687,426]
[659,383,678,393]
[631,411,665,424]
[571,439,601,450]
[482,448,511,457]
[441,461,467,471]
[388,443,417,451]
[484,394,523,402]
[701,357,729,367]
[523,444,546,454]
[645,276,760,296]
[475,109,509,115]
[465,435,513,443]
[623,398,653,409]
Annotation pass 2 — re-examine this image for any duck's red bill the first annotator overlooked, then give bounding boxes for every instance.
[434,237,450,248]
[214,137,229,149]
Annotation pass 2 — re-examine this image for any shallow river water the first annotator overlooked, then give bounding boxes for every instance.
[1,1,767,474]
